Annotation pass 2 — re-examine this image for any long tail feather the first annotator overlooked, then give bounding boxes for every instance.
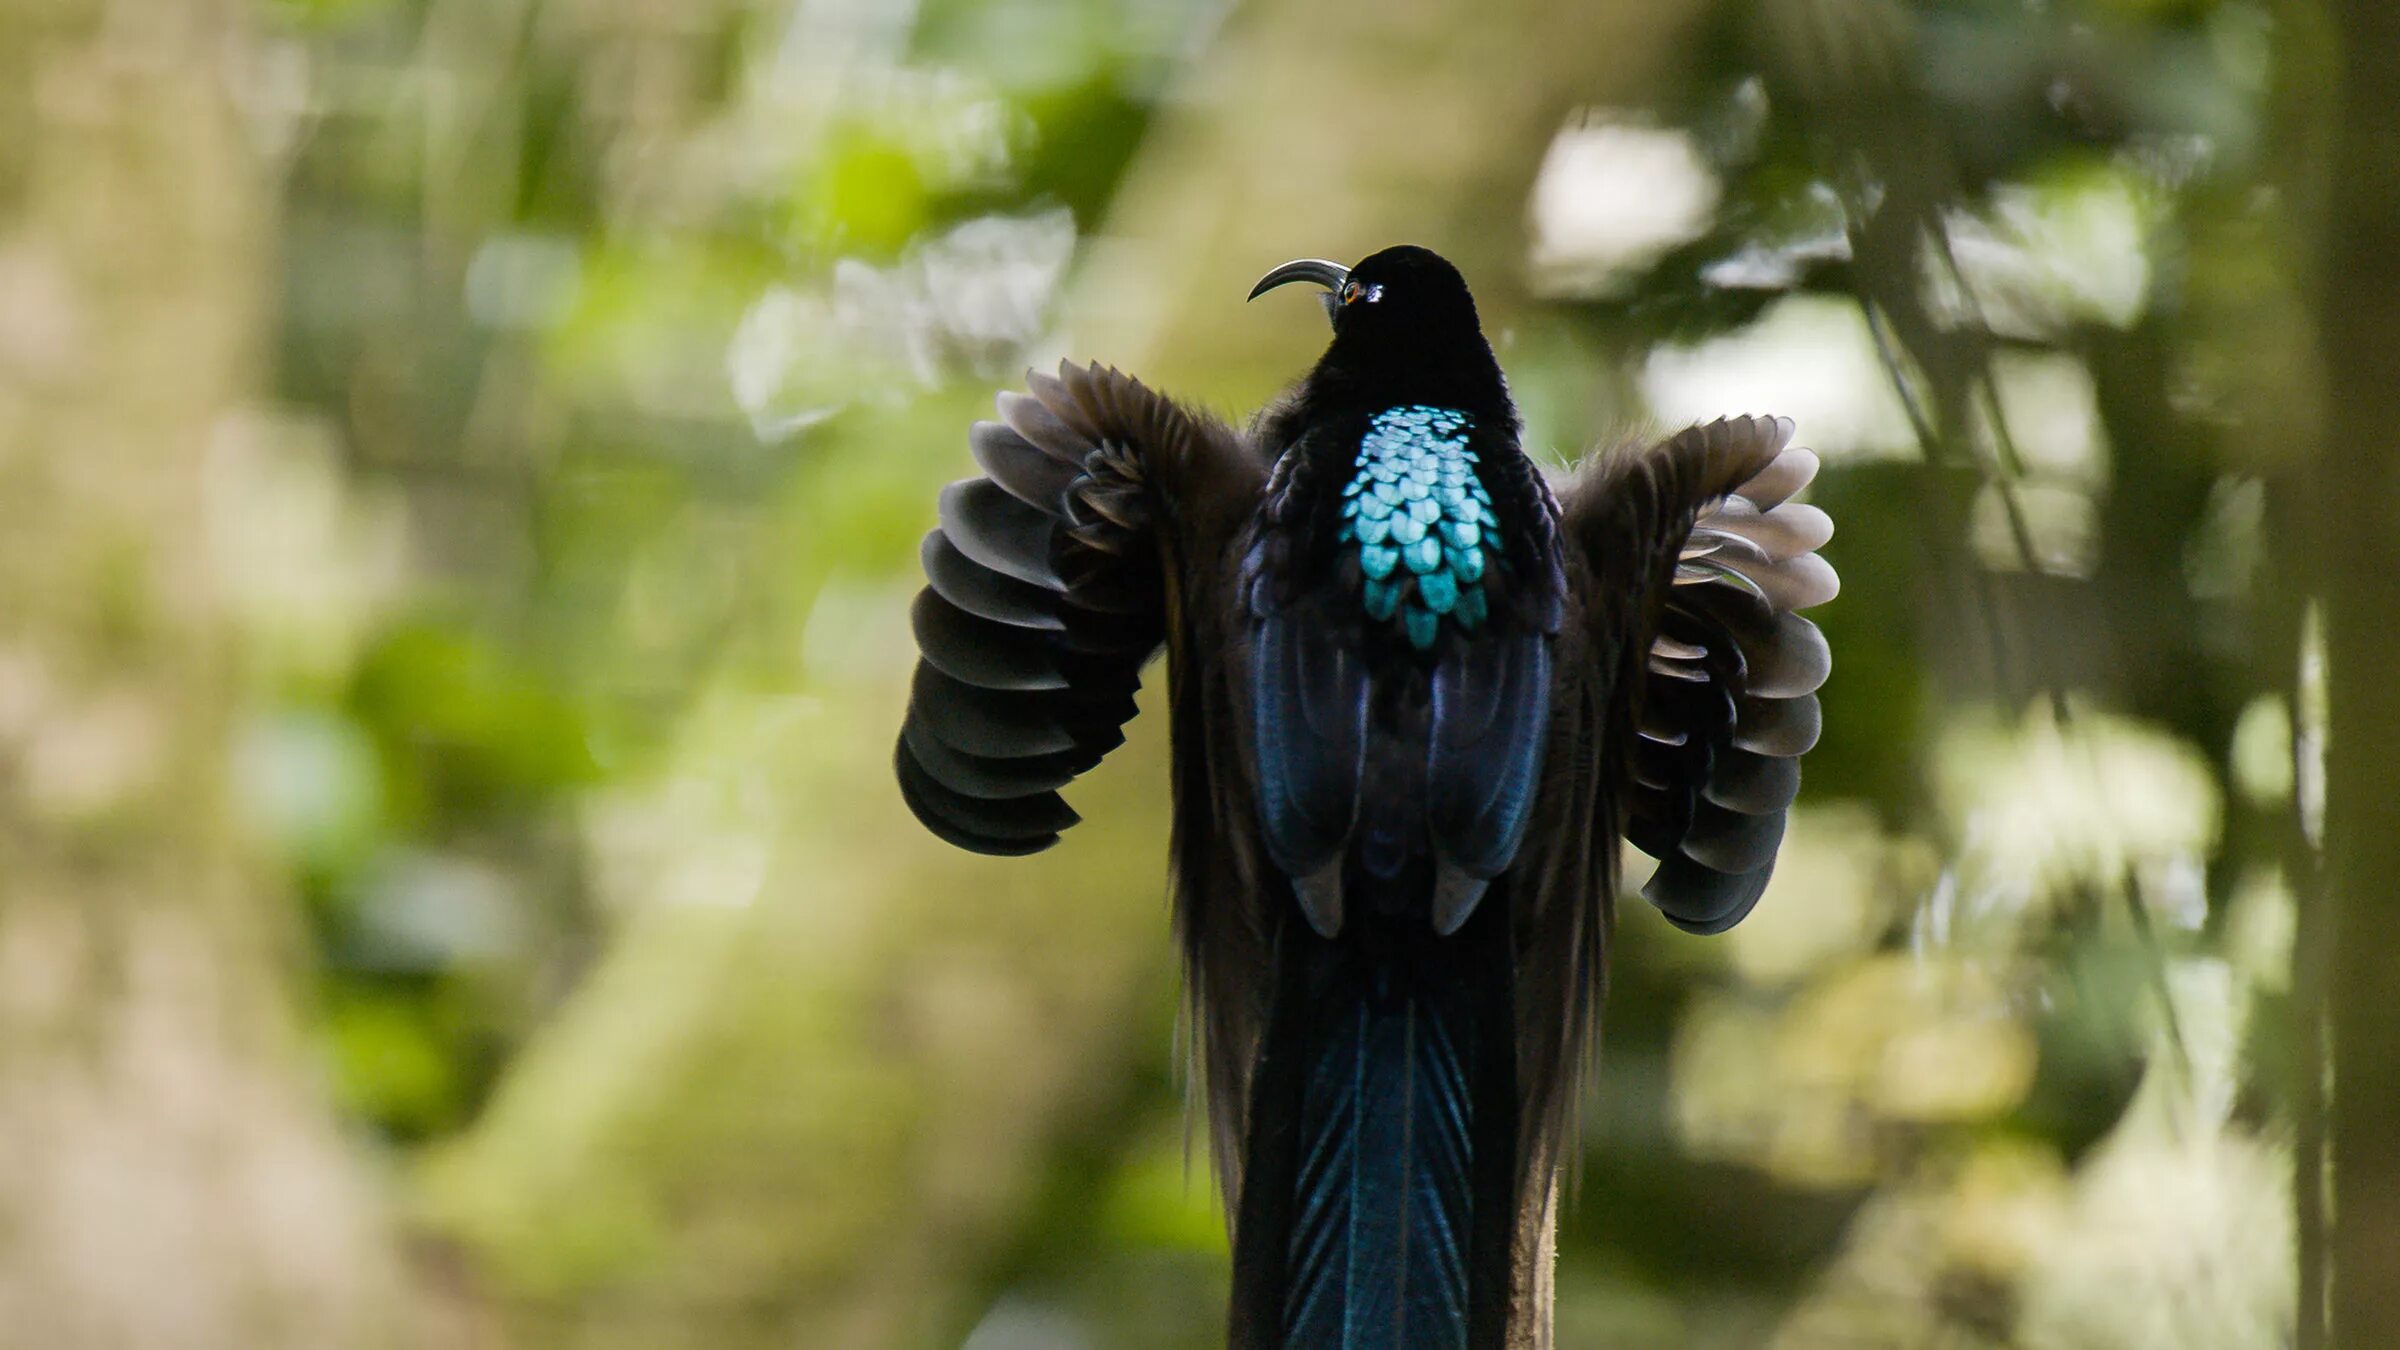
[1231,902,1518,1350]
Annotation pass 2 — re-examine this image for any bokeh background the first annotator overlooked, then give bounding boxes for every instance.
[4,0,2395,1345]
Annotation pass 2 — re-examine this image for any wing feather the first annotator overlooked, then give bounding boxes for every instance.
[919,531,1063,630]
[895,361,1273,1212]
[907,663,1076,758]
[1552,414,1837,936]
[970,420,1079,509]
[900,717,1081,798]
[910,589,1067,692]
[937,479,1064,588]
[900,362,1262,850]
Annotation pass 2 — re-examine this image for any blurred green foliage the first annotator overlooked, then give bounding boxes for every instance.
[224,0,2324,1344]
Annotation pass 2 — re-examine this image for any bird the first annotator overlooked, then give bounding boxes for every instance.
[893,244,1836,1350]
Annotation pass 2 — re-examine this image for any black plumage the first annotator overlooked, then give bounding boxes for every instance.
[893,245,1838,1348]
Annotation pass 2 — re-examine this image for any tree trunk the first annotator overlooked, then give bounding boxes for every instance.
[2317,1,2400,1342]
[0,2,413,1344]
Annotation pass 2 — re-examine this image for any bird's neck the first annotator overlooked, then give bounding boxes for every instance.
[1303,330,1512,428]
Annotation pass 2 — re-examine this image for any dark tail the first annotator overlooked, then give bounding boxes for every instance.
[1229,896,1519,1350]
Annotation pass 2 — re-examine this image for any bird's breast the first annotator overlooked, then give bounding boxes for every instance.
[1332,405,1499,651]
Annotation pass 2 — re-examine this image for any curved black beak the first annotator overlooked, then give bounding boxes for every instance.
[1246,258,1350,302]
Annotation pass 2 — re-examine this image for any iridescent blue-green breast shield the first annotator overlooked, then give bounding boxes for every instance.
[1335,405,1496,650]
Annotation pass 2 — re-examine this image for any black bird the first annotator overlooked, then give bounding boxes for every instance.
[895,245,1836,1349]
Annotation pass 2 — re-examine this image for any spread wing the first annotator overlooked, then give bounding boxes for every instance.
[896,360,1273,1203]
[897,360,1265,854]
[1560,415,1836,935]
[1509,414,1834,1190]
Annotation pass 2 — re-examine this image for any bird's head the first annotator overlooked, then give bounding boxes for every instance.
[1250,244,1480,335]
[1249,245,1501,408]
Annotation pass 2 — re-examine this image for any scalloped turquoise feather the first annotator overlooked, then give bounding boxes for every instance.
[1332,405,1494,649]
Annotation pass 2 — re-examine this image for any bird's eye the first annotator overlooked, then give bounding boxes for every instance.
[1340,281,1362,305]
